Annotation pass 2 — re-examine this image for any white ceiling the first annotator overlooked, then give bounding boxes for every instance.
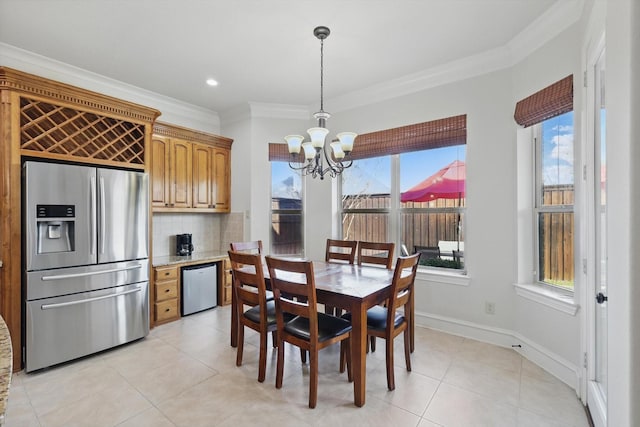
[0,0,580,115]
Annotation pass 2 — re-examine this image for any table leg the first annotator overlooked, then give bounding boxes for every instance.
[230,286,238,348]
[351,302,367,407]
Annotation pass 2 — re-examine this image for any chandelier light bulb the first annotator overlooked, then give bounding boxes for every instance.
[285,135,304,154]
[302,142,316,160]
[337,132,357,153]
[307,127,329,149]
[330,142,345,159]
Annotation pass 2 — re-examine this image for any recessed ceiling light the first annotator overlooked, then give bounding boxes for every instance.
[206,78,218,87]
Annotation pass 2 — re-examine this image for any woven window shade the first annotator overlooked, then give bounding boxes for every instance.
[514,75,573,127]
[268,114,466,162]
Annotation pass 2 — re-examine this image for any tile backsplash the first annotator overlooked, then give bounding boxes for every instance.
[152,212,244,257]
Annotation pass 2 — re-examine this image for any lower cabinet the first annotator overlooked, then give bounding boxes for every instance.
[152,258,231,326]
[220,258,232,306]
[153,266,180,325]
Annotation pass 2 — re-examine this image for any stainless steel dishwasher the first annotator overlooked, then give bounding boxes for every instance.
[181,263,218,315]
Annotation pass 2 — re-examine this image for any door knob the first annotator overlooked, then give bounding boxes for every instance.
[596,292,608,304]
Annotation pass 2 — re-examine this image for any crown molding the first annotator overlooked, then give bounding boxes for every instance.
[0,42,220,132]
[323,0,585,114]
[507,0,585,65]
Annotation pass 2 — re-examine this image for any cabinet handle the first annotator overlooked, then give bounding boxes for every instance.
[165,203,169,207]
[165,289,170,293]
[165,308,170,312]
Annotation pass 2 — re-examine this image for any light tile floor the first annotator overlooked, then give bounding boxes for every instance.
[4,305,591,427]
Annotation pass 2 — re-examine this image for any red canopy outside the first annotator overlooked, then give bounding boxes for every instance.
[401,160,465,202]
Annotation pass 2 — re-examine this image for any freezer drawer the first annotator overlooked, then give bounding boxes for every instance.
[181,263,217,316]
[25,282,149,372]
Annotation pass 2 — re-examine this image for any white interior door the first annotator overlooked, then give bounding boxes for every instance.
[587,47,607,427]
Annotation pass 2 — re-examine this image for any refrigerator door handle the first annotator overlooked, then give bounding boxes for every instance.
[90,175,96,255]
[40,263,143,281]
[40,287,142,310]
[99,175,106,255]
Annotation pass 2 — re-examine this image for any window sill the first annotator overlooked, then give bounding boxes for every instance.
[417,267,470,286]
[514,283,579,316]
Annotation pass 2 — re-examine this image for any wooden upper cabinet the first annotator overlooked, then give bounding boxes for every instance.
[213,148,230,211]
[151,137,171,208]
[152,122,232,213]
[192,144,214,209]
[170,139,192,208]
[151,137,192,208]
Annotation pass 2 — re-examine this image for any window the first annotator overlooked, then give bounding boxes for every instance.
[534,111,574,290]
[270,162,303,255]
[341,145,466,271]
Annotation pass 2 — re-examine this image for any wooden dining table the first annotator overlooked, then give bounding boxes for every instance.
[229,260,411,407]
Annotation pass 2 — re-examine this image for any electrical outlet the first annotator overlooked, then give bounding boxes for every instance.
[485,301,496,315]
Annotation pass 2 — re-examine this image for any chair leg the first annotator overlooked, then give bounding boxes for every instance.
[275,339,285,389]
[403,328,412,372]
[236,325,245,367]
[385,337,395,391]
[370,336,376,352]
[345,338,353,382]
[300,348,307,363]
[339,341,346,373]
[258,329,267,383]
[309,349,318,409]
[271,330,277,348]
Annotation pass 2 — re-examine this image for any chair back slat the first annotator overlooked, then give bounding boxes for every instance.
[325,239,357,264]
[228,251,268,314]
[230,240,263,254]
[357,241,395,269]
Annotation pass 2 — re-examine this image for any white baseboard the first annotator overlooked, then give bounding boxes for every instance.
[414,310,581,395]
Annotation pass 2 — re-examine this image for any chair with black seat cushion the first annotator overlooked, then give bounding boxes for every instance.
[357,241,395,270]
[228,250,290,382]
[230,240,273,302]
[355,241,395,351]
[341,253,420,391]
[265,256,353,409]
[230,240,263,254]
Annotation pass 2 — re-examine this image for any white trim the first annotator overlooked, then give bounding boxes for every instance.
[0,42,220,133]
[416,269,470,287]
[415,310,581,393]
[514,283,580,316]
[587,381,607,427]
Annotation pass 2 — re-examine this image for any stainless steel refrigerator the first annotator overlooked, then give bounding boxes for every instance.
[23,161,150,372]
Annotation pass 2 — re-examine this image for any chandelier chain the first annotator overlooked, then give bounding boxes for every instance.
[319,37,324,112]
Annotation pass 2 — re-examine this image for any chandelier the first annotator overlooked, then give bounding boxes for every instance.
[284,26,357,180]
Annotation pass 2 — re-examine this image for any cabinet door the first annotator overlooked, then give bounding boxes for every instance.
[213,148,230,211]
[151,137,170,208]
[192,144,213,208]
[170,139,192,208]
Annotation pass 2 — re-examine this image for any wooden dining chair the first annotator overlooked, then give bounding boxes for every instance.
[230,240,263,254]
[357,241,395,269]
[325,239,357,264]
[341,253,420,391]
[324,239,357,315]
[265,256,353,408]
[228,250,288,383]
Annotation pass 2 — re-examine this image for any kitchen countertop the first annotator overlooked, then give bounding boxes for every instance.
[152,251,229,267]
[0,315,12,425]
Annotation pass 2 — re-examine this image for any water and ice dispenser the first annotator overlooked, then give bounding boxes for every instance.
[35,204,75,254]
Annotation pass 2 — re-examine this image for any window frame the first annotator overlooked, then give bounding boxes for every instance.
[532,114,575,294]
[339,149,467,274]
[270,162,305,256]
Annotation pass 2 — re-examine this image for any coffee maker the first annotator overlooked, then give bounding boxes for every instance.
[176,233,194,256]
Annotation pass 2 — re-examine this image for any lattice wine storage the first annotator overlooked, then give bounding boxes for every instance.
[20,97,146,166]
